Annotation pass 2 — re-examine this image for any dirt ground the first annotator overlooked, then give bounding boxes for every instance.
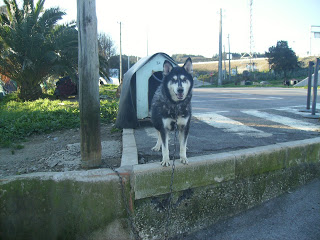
[0,123,122,178]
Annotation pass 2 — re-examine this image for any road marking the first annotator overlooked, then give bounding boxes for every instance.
[192,99,239,102]
[267,97,283,100]
[192,96,283,102]
[242,110,320,132]
[275,107,304,115]
[275,106,315,117]
[193,112,272,138]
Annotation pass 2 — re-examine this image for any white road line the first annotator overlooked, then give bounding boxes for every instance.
[267,97,283,100]
[193,112,272,138]
[192,99,239,102]
[275,106,312,117]
[192,97,283,102]
[242,110,320,132]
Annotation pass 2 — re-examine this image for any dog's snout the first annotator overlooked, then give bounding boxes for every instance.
[177,88,184,93]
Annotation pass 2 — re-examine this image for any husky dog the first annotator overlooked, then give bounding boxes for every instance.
[151,58,193,167]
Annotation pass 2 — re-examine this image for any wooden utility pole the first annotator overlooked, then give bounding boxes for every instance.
[119,22,123,84]
[218,8,223,86]
[228,34,231,82]
[77,0,101,168]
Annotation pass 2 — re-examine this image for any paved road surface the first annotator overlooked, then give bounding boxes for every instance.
[176,178,320,240]
[135,88,320,164]
[134,88,320,239]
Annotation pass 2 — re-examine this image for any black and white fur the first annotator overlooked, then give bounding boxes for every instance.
[151,58,193,167]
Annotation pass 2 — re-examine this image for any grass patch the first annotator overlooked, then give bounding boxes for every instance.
[99,84,118,98]
[0,85,120,148]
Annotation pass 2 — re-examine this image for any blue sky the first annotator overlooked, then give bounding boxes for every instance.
[1,0,320,58]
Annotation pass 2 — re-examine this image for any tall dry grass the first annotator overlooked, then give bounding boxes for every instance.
[193,58,270,73]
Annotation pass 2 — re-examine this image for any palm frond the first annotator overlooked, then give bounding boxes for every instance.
[37,7,65,33]
[23,0,34,13]
[3,0,12,21]
[9,0,22,24]
[0,13,10,25]
[34,0,45,19]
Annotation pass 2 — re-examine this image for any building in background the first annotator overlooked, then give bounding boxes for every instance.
[310,25,320,56]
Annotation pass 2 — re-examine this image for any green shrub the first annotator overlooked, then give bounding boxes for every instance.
[0,98,80,147]
[0,86,119,147]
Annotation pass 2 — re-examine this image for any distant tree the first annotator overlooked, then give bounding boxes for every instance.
[108,55,137,77]
[97,33,116,78]
[230,53,241,60]
[98,33,116,62]
[0,0,78,101]
[265,41,299,78]
[255,52,266,58]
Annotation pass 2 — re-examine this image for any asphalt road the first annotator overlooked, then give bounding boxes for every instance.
[175,178,320,240]
[135,88,320,164]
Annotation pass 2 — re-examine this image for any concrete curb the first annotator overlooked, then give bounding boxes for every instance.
[121,128,138,167]
[1,168,119,184]
[1,129,319,240]
[132,136,320,200]
[0,168,131,240]
[131,133,320,239]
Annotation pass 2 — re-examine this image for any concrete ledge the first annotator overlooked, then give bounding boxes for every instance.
[133,137,320,200]
[0,169,132,240]
[132,152,235,199]
[2,168,120,183]
[132,138,320,239]
[121,128,138,167]
[1,134,320,240]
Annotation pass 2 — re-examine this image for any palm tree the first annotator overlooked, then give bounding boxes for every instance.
[0,0,78,100]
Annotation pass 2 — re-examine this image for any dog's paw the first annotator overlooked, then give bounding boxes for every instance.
[151,145,161,152]
[161,160,170,167]
[180,157,188,165]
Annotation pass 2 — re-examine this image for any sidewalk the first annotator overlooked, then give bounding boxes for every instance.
[177,178,320,240]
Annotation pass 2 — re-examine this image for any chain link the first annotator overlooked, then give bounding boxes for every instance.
[109,107,179,240]
[165,106,179,239]
[108,166,142,240]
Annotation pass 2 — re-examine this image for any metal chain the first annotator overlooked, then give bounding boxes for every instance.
[165,106,179,239]
[108,166,142,240]
[109,106,179,240]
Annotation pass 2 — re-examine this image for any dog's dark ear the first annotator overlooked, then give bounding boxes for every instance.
[163,60,173,76]
[183,57,193,74]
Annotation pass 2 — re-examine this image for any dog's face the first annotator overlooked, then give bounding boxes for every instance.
[163,58,193,102]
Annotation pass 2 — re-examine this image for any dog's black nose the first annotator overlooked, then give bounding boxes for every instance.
[177,88,184,93]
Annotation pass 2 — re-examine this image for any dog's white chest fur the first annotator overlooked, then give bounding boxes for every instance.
[162,116,189,131]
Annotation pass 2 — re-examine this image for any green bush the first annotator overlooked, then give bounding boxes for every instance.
[100,99,118,123]
[0,85,119,147]
[0,98,80,147]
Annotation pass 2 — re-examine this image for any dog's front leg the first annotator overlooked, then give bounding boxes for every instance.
[151,131,161,151]
[160,130,170,167]
[177,116,189,164]
[179,129,188,164]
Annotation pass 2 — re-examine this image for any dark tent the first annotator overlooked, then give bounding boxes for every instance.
[115,53,177,129]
